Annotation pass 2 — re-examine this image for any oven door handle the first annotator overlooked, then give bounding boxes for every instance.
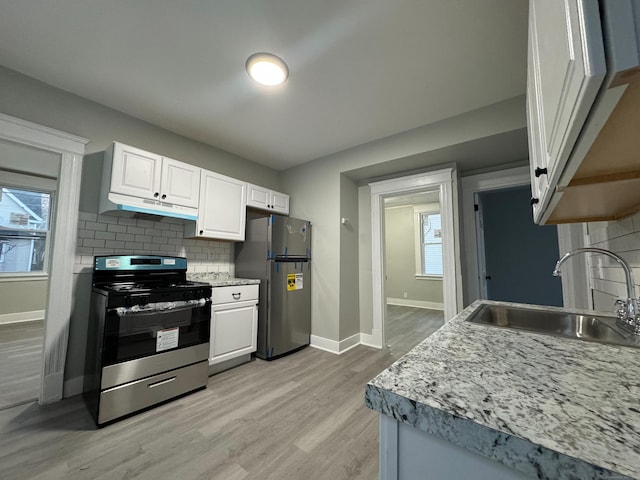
[110,298,211,316]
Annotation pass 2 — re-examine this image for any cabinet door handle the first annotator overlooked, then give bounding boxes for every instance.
[161,194,167,200]
[154,192,160,198]
[534,167,548,177]
[530,197,539,206]
[232,292,241,300]
[199,230,204,235]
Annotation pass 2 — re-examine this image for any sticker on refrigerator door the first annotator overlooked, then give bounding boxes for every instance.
[288,273,303,291]
[156,327,179,352]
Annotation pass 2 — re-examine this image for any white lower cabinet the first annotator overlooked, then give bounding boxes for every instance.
[209,284,259,366]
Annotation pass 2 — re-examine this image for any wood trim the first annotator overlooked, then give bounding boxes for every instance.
[309,333,360,355]
[386,298,444,311]
[0,310,45,325]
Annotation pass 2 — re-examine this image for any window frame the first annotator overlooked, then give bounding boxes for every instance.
[413,205,443,279]
[0,170,56,280]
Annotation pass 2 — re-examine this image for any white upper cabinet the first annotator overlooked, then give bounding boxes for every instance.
[159,157,201,208]
[527,0,606,221]
[104,142,201,213]
[109,143,163,200]
[246,183,289,215]
[528,0,640,224]
[185,169,247,241]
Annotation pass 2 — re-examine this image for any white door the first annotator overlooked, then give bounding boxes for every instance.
[110,143,162,200]
[160,157,200,208]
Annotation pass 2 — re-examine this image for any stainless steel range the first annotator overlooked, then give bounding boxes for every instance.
[83,255,211,427]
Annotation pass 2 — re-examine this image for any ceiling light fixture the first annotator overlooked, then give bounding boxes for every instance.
[246,52,289,87]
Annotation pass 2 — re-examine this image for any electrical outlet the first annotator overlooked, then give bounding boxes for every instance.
[403,292,408,299]
[208,251,215,260]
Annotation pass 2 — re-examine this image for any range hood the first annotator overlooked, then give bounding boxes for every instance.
[99,191,198,222]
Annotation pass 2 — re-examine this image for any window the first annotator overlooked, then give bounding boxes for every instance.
[0,183,52,274]
[414,209,443,277]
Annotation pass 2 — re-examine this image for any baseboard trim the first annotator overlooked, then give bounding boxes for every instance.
[386,298,444,311]
[310,333,360,355]
[0,310,45,325]
[360,328,382,349]
[41,371,64,404]
[63,375,84,398]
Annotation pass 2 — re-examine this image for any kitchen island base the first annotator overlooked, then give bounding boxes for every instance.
[379,415,531,480]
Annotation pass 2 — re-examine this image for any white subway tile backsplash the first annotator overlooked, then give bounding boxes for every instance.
[586,210,640,311]
[107,223,128,233]
[127,226,145,235]
[85,221,107,232]
[74,211,233,274]
[95,231,116,241]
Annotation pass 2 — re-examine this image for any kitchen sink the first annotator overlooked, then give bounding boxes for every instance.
[466,304,640,349]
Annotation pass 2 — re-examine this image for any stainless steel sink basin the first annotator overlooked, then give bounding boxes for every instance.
[466,304,640,349]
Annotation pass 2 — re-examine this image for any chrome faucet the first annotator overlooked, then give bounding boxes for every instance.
[553,247,640,334]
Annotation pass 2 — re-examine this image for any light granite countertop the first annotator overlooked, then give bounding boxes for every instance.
[365,300,640,480]
[187,272,260,287]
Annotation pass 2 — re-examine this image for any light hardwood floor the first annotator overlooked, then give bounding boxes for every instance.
[0,307,443,480]
[0,320,43,410]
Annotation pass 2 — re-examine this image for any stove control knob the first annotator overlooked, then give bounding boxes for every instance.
[124,296,133,307]
[183,290,193,301]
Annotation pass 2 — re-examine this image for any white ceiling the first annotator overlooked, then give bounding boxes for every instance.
[0,0,529,171]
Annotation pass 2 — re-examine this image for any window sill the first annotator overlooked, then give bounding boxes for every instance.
[415,274,443,280]
[0,272,48,282]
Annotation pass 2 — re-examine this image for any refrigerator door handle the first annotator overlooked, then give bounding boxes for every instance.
[274,255,309,262]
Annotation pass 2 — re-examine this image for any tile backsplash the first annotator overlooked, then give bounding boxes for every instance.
[74,211,233,276]
[584,210,640,310]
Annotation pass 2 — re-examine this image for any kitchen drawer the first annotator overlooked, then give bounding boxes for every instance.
[212,284,259,304]
[98,360,208,425]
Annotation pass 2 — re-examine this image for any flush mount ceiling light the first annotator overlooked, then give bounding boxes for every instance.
[246,52,289,86]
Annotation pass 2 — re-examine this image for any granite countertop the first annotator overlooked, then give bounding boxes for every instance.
[365,300,640,480]
[187,272,260,287]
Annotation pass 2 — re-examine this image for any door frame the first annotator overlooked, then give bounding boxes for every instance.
[0,113,87,404]
[370,167,461,348]
[461,166,587,308]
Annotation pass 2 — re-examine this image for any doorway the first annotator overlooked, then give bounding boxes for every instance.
[383,190,445,351]
[477,185,563,306]
[370,167,461,349]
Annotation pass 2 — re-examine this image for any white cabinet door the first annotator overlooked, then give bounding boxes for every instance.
[246,183,270,210]
[210,301,258,365]
[527,0,606,220]
[191,170,246,241]
[246,183,290,215]
[110,143,163,199]
[270,190,290,215]
[160,157,200,208]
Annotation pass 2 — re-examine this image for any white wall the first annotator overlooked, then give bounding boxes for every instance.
[583,212,640,311]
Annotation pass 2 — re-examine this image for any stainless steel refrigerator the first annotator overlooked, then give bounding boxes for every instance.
[235,212,311,359]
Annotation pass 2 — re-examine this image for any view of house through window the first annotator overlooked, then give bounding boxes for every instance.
[420,212,443,276]
[0,186,51,273]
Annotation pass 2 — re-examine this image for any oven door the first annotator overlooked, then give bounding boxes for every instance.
[102,298,211,366]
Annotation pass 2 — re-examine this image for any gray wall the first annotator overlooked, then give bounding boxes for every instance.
[384,205,444,305]
[0,66,280,189]
[339,174,360,340]
[283,97,526,341]
[0,280,48,317]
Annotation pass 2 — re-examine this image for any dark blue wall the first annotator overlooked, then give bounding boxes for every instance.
[480,185,563,307]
